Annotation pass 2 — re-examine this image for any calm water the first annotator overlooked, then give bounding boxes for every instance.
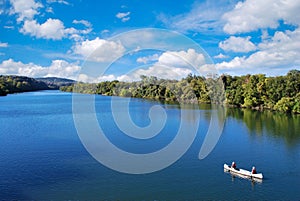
[0,90,299,200]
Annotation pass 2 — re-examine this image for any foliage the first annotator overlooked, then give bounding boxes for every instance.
[58,69,299,114]
[0,75,50,96]
[61,74,222,104]
[221,70,300,113]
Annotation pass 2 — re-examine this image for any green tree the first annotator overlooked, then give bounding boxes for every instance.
[274,97,294,113]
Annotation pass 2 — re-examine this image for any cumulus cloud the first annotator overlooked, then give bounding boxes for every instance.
[9,0,91,40]
[78,66,193,83]
[77,73,121,83]
[136,54,159,64]
[223,0,300,34]
[9,0,42,22]
[153,49,214,76]
[72,37,126,62]
[20,18,92,40]
[99,49,207,82]
[157,49,206,70]
[216,28,300,73]
[21,18,65,40]
[126,65,193,81]
[0,59,81,79]
[219,36,256,53]
[75,48,208,82]
[214,53,228,59]
[116,11,130,22]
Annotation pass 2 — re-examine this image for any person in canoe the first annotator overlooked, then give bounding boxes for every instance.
[251,166,257,174]
[231,161,237,169]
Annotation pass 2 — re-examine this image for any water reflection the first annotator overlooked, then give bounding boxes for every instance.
[226,108,300,146]
[224,169,263,184]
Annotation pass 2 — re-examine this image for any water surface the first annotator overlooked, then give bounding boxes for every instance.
[0,91,299,200]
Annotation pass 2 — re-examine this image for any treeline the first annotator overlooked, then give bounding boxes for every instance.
[0,75,49,96]
[61,70,300,113]
[222,70,300,113]
[0,76,76,96]
[61,74,218,104]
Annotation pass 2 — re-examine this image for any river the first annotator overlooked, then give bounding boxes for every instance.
[0,90,299,200]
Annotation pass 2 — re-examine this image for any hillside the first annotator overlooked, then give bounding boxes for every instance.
[0,76,76,96]
[0,75,50,96]
[35,77,76,89]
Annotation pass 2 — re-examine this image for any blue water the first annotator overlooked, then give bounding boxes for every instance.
[0,90,299,200]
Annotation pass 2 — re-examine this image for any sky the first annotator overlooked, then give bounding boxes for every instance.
[0,0,299,81]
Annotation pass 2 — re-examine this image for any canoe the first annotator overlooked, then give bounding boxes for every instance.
[224,164,263,179]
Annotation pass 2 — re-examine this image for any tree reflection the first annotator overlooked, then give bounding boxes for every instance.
[226,108,300,146]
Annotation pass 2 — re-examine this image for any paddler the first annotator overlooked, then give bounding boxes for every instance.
[251,166,257,174]
[231,161,236,169]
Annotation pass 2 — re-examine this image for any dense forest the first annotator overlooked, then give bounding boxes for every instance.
[60,70,300,114]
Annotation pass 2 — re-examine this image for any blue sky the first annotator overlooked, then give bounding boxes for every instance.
[0,0,299,81]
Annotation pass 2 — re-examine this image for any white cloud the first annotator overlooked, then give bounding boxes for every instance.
[119,65,193,82]
[261,30,270,40]
[122,49,206,81]
[121,17,130,22]
[77,49,208,82]
[70,19,92,39]
[116,12,130,19]
[77,73,123,83]
[136,54,159,64]
[116,11,130,22]
[46,0,70,5]
[219,36,256,53]
[216,28,300,74]
[157,49,206,70]
[21,18,65,40]
[72,19,92,28]
[0,42,8,47]
[0,59,81,79]
[223,0,300,34]
[9,0,90,41]
[9,0,42,22]
[72,37,126,62]
[214,53,228,59]
[80,66,193,83]
[20,18,92,40]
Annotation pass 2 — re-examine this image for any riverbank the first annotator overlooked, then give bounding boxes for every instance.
[0,75,75,96]
[60,70,300,114]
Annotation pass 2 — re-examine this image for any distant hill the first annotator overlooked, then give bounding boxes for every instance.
[35,77,76,89]
[0,76,76,96]
[0,75,50,96]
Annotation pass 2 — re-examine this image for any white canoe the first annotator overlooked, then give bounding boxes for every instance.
[224,164,263,179]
